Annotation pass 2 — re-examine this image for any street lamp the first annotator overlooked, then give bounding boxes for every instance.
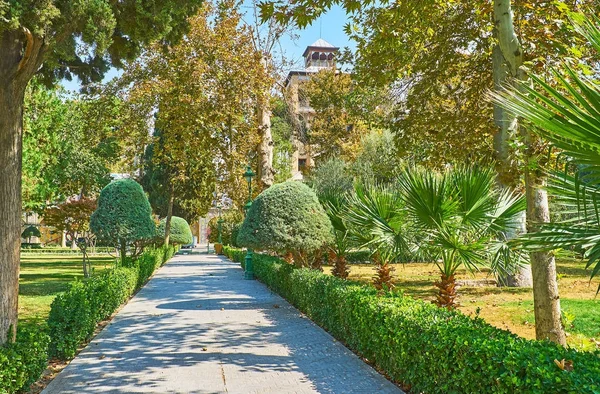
[217,213,223,245]
[243,164,255,280]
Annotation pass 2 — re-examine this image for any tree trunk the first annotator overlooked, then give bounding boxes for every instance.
[61,230,67,248]
[492,0,532,288]
[119,238,127,266]
[71,231,78,250]
[163,183,175,248]
[525,141,567,346]
[0,27,45,344]
[257,55,274,189]
[0,77,25,345]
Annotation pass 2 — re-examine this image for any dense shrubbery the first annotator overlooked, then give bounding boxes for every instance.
[237,181,333,266]
[90,179,156,262]
[48,246,175,360]
[223,247,600,393]
[157,216,193,245]
[0,327,49,394]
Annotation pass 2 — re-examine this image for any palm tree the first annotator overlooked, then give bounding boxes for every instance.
[490,13,600,291]
[398,166,526,308]
[319,190,352,279]
[343,183,412,289]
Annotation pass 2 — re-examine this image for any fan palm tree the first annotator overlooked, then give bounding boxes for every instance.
[491,13,600,291]
[319,190,352,279]
[343,183,412,289]
[398,166,526,308]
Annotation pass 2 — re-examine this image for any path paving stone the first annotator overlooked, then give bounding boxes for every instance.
[43,252,402,394]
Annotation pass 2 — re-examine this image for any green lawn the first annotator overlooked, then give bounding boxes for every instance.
[19,253,116,327]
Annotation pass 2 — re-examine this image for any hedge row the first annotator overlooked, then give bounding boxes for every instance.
[0,245,175,394]
[48,246,175,359]
[223,246,600,393]
[20,247,114,254]
[0,328,49,394]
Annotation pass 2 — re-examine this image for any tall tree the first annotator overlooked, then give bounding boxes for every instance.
[245,0,294,189]
[23,83,117,213]
[0,0,203,344]
[116,2,271,243]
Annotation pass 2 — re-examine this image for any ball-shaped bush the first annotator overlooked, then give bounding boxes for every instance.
[237,181,333,255]
[90,179,155,260]
[157,216,193,245]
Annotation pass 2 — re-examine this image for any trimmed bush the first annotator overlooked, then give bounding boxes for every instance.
[21,225,41,239]
[48,245,175,360]
[223,247,600,393]
[237,181,333,260]
[90,179,156,262]
[157,216,193,245]
[0,328,49,394]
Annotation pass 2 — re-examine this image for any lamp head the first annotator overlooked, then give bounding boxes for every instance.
[243,165,255,183]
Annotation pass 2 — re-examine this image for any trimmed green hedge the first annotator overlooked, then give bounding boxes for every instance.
[48,246,175,360]
[157,216,193,245]
[0,328,49,394]
[20,247,114,254]
[223,247,600,393]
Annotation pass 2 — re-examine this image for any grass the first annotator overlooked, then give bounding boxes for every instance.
[324,253,600,350]
[19,253,116,328]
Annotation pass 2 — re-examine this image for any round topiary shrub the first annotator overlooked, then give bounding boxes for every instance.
[157,216,193,245]
[237,181,333,266]
[90,179,156,262]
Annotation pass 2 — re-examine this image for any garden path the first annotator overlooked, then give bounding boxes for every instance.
[42,251,402,394]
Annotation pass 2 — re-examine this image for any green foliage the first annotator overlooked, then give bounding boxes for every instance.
[344,183,410,265]
[493,14,600,288]
[140,125,213,223]
[352,130,401,184]
[223,248,600,393]
[47,246,174,360]
[22,82,115,212]
[90,179,155,254]
[307,157,354,201]
[237,181,333,256]
[271,98,294,183]
[0,327,49,394]
[157,216,193,245]
[21,225,41,239]
[1,0,203,86]
[208,210,244,246]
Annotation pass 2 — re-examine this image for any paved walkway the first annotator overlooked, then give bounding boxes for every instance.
[43,252,402,394]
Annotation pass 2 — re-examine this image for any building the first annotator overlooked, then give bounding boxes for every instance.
[285,39,339,180]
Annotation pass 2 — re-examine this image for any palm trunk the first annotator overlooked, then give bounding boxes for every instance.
[163,183,175,247]
[372,254,394,290]
[434,274,458,309]
[492,0,532,288]
[257,55,274,189]
[330,250,349,280]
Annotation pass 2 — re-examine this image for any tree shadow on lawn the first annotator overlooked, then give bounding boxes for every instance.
[45,257,400,394]
[19,273,81,296]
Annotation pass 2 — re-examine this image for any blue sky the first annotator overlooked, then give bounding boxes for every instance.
[61,6,354,92]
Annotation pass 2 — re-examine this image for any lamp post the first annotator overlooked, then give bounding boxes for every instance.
[243,164,255,280]
[217,217,223,244]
